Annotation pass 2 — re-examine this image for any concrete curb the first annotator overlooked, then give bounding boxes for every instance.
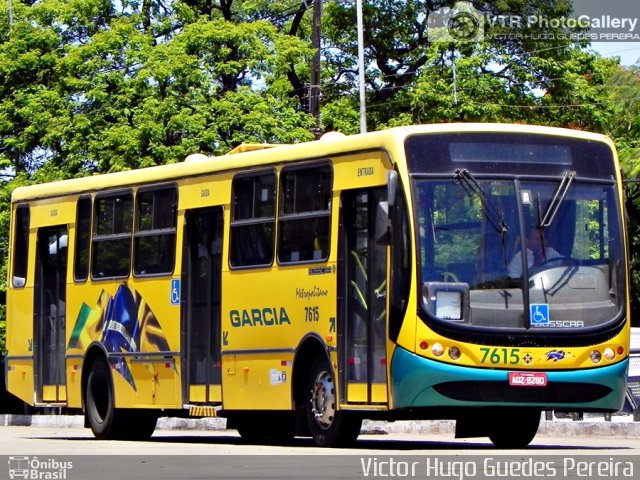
[1,414,639,438]
[363,417,640,439]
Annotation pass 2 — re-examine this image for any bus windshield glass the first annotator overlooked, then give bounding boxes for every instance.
[407,133,625,333]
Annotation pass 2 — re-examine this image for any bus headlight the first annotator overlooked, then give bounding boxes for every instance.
[590,350,602,364]
[603,347,615,361]
[448,346,461,360]
[432,343,444,357]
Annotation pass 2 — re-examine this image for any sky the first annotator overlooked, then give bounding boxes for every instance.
[592,42,640,66]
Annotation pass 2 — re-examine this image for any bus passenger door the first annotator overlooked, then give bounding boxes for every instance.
[182,207,223,404]
[339,188,388,404]
[34,226,68,404]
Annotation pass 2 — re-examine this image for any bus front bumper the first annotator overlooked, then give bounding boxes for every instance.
[391,346,628,411]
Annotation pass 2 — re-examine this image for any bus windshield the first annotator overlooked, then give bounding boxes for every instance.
[408,134,625,333]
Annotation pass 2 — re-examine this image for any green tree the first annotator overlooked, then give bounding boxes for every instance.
[1,0,315,178]
[0,0,317,351]
[316,1,618,132]
[606,65,640,175]
[605,64,640,323]
[0,0,635,351]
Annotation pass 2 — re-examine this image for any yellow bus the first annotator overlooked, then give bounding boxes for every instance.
[5,124,630,447]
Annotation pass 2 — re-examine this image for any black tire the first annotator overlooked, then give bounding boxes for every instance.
[236,412,296,444]
[488,409,541,448]
[306,357,362,447]
[85,356,119,440]
[236,422,269,443]
[118,409,158,440]
[85,357,158,440]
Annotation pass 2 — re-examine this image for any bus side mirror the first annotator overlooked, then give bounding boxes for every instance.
[387,170,398,213]
[376,201,391,245]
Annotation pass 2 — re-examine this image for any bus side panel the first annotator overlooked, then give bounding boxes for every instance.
[216,151,393,412]
[332,151,389,192]
[66,280,182,409]
[179,172,233,211]
[221,353,295,410]
[6,235,36,405]
[127,278,182,409]
[117,357,180,409]
[65,283,106,408]
[5,356,35,406]
[65,357,83,408]
[221,267,337,411]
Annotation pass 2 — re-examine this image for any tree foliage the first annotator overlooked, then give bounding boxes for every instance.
[1,0,315,177]
[318,0,619,131]
[606,65,640,176]
[0,0,630,175]
[605,64,640,322]
[1,0,640,348]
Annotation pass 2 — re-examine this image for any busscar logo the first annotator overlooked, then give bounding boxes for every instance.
[427,1,484,43]
[8,456,73,480]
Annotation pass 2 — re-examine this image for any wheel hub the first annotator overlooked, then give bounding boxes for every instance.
[310,370,335,429]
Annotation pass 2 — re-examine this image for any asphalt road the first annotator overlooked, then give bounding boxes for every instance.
[1,425,639,480]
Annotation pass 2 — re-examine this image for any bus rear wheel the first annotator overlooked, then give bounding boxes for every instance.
[85,356,121,439]
[119,409,158,440]
[85,357,157,440]
[306,357,362,447]
[488,408,541,448]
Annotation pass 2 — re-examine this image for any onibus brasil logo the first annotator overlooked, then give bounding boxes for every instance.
[8,456,73,480]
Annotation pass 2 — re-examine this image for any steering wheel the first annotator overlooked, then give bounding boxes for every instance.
[538,256,579,268]
[441,271,459,283]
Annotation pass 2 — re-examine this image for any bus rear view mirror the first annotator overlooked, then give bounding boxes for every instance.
[422,282,470,322]
[376,201,391,245]
[387,170,398,211]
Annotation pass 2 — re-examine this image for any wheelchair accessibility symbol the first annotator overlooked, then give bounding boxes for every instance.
[530,304,550,326]
[171,279,181,305]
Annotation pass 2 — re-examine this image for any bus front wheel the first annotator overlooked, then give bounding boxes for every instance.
[488,408,541,448]
[306,357,362,447]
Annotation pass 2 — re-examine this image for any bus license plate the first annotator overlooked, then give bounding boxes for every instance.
[508,372,548,387]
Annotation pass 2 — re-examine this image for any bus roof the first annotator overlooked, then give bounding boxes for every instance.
[11,123,615,203]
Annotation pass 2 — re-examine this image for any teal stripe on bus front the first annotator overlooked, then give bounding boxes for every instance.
[390,346,628,410]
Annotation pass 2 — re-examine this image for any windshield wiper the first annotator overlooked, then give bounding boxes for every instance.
[538,170,576,230]
[454,169,509,235]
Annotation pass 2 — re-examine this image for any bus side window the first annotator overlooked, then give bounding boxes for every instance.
[74,197,92,282]
[92,192,133,279]
[133,187,177,276]
[230,171,276,268]
[278,163,332,264]
[12,205,30,287]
